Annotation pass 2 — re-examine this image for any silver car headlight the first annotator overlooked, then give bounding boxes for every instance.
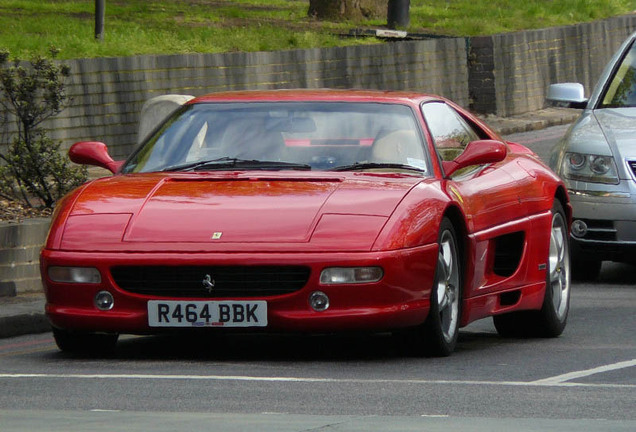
[562,152,619,184]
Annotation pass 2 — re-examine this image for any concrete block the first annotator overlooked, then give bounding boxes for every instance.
[14,278,44,294]
[0,281,16,297]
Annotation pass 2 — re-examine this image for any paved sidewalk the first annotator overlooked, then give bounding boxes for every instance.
[0,107,580,340]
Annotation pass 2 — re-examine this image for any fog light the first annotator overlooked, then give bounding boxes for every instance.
[309,291,329,312]
[571,220,588,238]
[94,291,114,311]
[48,266,101,284]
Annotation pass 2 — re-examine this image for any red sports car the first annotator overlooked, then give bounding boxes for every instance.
[41,90,571,356]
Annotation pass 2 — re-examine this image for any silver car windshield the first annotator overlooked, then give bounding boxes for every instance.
[121,102,429,174]
[600,41,636,108]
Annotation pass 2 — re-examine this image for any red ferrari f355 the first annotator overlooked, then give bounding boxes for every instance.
[41,90,571,356]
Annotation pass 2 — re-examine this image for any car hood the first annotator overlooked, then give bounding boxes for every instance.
[595,108,636,160]
[57,172,428,252]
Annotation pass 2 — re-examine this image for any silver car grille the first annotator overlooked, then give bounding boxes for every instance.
[629,160,636,179]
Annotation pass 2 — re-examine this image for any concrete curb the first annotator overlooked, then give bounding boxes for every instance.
[0,312,50,338]
[0,297,49,338]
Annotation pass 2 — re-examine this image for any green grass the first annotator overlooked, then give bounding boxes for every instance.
[1,0,634,60]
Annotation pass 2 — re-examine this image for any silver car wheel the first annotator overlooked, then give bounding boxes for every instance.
[436,229,460,343]
[549,210,570,321]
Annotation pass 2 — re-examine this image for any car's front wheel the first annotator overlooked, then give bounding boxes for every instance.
[398,217,462,356]
[423,217,462,356]
[52,327,119,355]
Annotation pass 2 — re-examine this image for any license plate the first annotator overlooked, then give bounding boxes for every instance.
[147,300,267,328]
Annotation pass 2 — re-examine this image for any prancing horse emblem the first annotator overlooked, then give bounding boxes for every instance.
[202,274,215,293]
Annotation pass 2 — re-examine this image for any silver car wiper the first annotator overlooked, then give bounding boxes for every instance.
[162,157,311,172]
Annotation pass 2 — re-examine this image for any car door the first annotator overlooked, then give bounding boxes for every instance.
[421,101,538,298]
[421,102,524,234]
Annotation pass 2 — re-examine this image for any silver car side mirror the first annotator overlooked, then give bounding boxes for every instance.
[547,83,587,108]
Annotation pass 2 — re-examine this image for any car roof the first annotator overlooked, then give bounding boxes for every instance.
[188,89,441,105]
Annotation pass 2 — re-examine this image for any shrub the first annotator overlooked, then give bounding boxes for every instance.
[0,48,87,209]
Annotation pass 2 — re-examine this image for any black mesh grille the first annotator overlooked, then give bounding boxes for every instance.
[111,265,310,298]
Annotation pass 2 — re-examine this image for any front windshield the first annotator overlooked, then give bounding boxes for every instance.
[600,41,636,108]
[121,102,429,174]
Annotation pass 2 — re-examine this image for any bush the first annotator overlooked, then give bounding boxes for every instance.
[0,48,87,209]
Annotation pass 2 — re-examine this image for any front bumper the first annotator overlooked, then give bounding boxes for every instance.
[41,245,437,334]
[568,186,636,262]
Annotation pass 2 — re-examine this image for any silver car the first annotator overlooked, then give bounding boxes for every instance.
[547,31,636,280]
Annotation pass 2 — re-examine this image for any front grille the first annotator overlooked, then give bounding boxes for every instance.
[629,160,636,178]
[111,265,311,298]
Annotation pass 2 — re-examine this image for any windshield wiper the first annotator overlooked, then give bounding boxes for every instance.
[330,162,426,173]
[162,157,311,172]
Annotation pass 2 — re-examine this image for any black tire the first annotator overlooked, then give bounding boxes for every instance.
[52,327,119,355]
[493,200,571,338]
[399,217,462,357]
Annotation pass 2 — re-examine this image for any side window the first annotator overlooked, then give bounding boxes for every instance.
[421,102,480,162]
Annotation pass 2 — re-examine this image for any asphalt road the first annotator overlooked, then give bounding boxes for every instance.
[505,123,572,164]
[0,126,634,431]
[1,273,634,431]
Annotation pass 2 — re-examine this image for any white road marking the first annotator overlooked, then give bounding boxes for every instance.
[0,370,634,389]
[530,359,636,385]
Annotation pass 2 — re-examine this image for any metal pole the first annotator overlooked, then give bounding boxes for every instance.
[95,0,105,41]
[387,0,410,29]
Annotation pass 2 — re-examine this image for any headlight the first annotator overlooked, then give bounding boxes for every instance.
[320,267,383,284]
[589,155,611,174]
[48,266,101,283]
[562,152,618,184]
[566,153,586,170]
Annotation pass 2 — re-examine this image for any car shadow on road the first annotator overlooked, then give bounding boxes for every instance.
[112,332,421,362]
[597,262,636,285]
[45,323,535,363]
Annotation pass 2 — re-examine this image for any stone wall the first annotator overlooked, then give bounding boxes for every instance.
[0,219,50,295]
[2,37,468,159]
[1,14,635,158]
[489,14,636,117]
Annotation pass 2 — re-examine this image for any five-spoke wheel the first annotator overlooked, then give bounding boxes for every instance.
[435,226,461,345]
[493,200,571,337]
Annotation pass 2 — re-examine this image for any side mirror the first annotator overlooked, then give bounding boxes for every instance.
[442,139,507,177]
[546,83,588,109]
[69,141,123,174]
